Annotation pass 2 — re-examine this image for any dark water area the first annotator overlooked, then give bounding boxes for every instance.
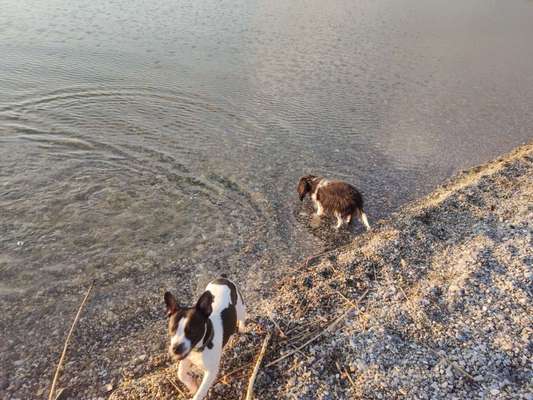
[1,0,532,397]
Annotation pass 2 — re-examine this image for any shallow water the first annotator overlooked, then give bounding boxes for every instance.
[1,0,533,396]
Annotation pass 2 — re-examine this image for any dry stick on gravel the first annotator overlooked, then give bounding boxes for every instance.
[48,281,95,400]
[53,388,64,400]
[424,346,478,384]
[303,242,354,267]
[287,328,322,345]
[283,316,327,337]
[245,332,272,400]
[268,315,287,338]
[165,376,186,398]
[283,321,314,337]
[216,362,254,384]
[336,290,361,308]
[335,361,357,394]
[266,289,369,368]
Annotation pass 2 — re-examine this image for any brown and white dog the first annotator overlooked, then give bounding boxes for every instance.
[164,278,246,400]
[297,175,371,230]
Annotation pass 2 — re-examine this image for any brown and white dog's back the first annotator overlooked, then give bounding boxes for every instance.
[298,175,370,230]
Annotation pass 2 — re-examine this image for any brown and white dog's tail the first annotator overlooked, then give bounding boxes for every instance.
[360,209,371,231]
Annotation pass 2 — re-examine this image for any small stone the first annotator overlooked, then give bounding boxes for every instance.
[103,383,113,393]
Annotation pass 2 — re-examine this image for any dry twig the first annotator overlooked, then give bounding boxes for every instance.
[245,333,272,400]
[335,361,357,393]
[336,290,360,308]
[268,315,287,338]
[425,346,478,383]
[48,281,95,400]
[302,241,356,268]
[165,376,187,398]
[266,289,369,368]
[216,361,253,384]
[283,319,318,336]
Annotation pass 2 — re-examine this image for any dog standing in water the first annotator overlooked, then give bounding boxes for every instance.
[164,277,246,400]
[297,175,371,230]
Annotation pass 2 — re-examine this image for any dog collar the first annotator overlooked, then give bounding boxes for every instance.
[195,319,214,352]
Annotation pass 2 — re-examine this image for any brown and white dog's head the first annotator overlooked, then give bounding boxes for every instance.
[164,290,214,360]
[297,175,318,201]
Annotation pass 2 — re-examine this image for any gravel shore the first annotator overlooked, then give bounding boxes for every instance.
[110,143,532,400]
[4,144,529,400]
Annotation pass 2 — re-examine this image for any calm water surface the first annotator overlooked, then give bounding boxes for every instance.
[1,0,532,396]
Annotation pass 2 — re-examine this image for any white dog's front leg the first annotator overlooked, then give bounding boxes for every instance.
[178,359,198,394]
[191,367,219,400]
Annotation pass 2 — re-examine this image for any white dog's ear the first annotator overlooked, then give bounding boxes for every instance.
[164,291,178,317]
[196,291,214,317]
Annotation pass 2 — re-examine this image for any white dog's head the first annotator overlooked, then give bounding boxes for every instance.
[164,290,213,360]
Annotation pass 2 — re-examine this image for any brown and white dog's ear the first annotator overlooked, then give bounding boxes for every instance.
[297,176,311,201]
[164,291,178,317]
[196,291,214,317]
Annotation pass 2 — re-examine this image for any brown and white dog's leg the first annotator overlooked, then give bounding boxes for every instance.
[344,213,352,225]
[316,201,324,217]
[360,210,371,231]
[334,211,344,230]
[311,188,325,217]
[178,359,198,394]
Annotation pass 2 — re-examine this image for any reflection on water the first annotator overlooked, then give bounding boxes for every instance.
[1,0,532,397]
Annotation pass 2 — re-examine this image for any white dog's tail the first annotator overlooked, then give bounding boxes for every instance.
[360,210,371,231]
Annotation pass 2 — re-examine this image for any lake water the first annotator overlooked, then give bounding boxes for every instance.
[1,0,532,397]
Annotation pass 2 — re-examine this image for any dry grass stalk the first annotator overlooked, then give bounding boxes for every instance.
[216,362,253,384]
[286,325,324,344]
[303,245,349,268]
[48,281,95,400]
[53,388,64,400]
[336,290,360,308]
[245,332,272,400]
[302,240,358,268]
[283,320,318,337]
[165,376,186,398]
[268,315,287,338]
[424,346,478,383]
[335,361,357,393]
[266,289,369,368]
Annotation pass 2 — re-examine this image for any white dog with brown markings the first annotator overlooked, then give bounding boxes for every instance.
[297,175,371,230]
[164,277,246,400]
